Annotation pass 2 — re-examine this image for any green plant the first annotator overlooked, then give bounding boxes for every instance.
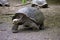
[22,0,27,4]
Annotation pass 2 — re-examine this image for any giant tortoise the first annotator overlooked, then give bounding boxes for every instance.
[0,0,10,7]
[31,0,48,8]
[12,7,45,33]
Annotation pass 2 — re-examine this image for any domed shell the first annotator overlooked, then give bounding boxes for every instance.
[32,0,47,6]
[16,7,45,24]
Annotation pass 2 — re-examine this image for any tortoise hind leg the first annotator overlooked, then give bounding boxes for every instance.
[39,22,44,30]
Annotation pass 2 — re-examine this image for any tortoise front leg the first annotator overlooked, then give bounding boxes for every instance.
[12,24,19,33]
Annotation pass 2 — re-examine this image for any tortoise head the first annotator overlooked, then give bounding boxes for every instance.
[12,13,28,25]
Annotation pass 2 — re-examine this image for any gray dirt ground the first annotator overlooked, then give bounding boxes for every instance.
[0,0,60,40]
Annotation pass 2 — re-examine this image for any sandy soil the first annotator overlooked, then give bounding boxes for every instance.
[0,0,60,40]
